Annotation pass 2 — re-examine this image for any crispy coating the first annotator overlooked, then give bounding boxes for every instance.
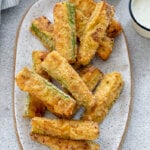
[107,19,122,38]
[53,2,77,63]
[69,0,96,18]
[75,9,88,38]
[23,94,46,118]
[30,16,54,51]
[30,133,100,150]
[97,37,114,60]
[15,67,76,119]
[42,51,96,109]
[79,65,103,91]
[77,2,114,66]
[31,117,99,140]
[32,51,50,81]
[82,72,124,123]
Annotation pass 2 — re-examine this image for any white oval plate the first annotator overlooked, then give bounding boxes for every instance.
[14,0,132,150]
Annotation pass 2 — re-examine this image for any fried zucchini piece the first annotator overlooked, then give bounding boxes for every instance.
[15,67,76,119]
[53,2,77,63]
[97,37,114,60]
[30,133,100,150]
[77,2,114,66]
[42,51,96,108]
[69,0,96,18]
[30,16,54,51]
[32,51,50,81]
[79,65,103,91]
[82,72,124,124]
[23,94,46,118]
[107,19,122,38]
[31,117,99,140]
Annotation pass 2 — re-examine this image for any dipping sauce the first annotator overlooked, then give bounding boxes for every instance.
[132,0,150,29]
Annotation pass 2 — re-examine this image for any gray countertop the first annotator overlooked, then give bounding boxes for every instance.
[0,0,150,149]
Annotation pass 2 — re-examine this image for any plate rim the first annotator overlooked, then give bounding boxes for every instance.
[12,1,133,150]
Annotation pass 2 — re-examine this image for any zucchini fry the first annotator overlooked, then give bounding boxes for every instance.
[42,51,96,108]
[23,94,46,118]
[107,19,122,38]
[82,72,124,124]
[15,68,76,119]
[79,65,103,91]
[30,16,54,51]
[77,2,114,66]
[53,2,77,63]
[30,133,100,150]
[97,37,114,60]
[31,117,99,140]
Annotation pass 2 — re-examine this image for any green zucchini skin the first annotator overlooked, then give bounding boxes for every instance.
[67,2,77,59]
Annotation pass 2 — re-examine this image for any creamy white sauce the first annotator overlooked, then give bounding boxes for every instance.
[132,0,150,28]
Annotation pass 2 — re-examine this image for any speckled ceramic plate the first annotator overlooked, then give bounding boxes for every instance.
[13,0,132,150]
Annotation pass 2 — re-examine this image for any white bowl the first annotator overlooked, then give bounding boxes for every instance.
[129,0,150,38]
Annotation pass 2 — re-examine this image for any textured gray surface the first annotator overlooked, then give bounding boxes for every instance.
[0,0,19,24]
[0,0,2,23]
[0,0,150,150]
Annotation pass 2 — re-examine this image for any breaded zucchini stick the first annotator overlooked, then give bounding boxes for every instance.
[42,51,96,108]
[23,94,46,118]
[82,72,124,123]
[30,133,100,150]
[77,2,113,66]
[32,51,50,81]
[15,68,76,119]
[79,65,103,91]
[96,37,114,60]
[53,2,77,63]
[31,117,99,140]
[30,16,54,51]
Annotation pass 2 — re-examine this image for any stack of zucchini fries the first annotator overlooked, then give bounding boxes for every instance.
[16,0,124,149]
